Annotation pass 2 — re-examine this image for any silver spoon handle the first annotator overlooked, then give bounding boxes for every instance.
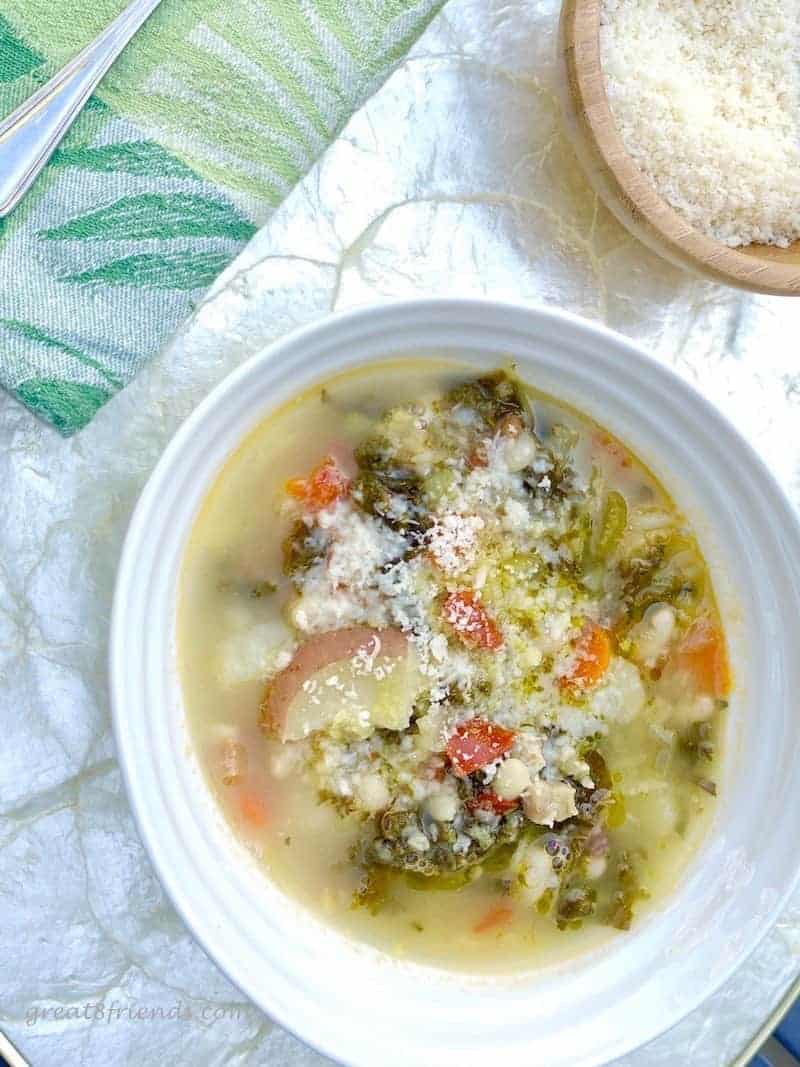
[0,1028,30,1067]
[0,0,164,218]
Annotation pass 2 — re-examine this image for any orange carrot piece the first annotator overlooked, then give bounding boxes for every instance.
[473,905,514,935]
[286,456,350,510]
[238,792,267,827]
[285,477,309,500]
[673,618,730,698]
[443,590,504,651]
[559,620,612,693]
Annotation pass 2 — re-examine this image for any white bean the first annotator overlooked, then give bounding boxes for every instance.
[356,773,390,812]
[632,603,676,666]
[426,791,458,822]
[404,828,431,853]
[515,843,558,905]
[503,432,538,472]
[493,758,531,801]
[649,604,677,639]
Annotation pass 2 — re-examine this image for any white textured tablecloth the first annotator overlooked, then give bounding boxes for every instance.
[3,1,800,1064]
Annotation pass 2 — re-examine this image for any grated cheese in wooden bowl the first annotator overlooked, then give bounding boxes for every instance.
[600,0,800,248]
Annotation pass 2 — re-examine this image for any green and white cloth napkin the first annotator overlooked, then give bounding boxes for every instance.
[0,0,443,434]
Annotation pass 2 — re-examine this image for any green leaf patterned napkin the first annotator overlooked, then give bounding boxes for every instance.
[0,0,443,434]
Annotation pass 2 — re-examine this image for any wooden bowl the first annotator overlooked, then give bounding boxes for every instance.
[560,0,800,295]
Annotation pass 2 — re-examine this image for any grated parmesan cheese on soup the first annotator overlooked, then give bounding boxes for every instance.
[179,363,730,971]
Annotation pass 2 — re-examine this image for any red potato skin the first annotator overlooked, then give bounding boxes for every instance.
[260,626,408,740]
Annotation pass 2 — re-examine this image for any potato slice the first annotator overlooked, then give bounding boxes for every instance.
[260,627,420,742]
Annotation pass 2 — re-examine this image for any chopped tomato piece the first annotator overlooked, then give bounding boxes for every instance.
[473,905,514,934]
[446,718,515,776]
[559,620,612,693]
[443,590,504,651]
[673,618,730,698]
[468,790,519,815]
[286,456,350,510]
[238,792,267,827]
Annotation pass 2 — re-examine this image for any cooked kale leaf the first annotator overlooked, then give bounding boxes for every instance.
[282,519,326,580]
[366,807,526,877]
[445,370,531,431]
[353,435,430,545]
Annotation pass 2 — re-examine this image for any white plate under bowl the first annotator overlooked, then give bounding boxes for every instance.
[110,298,800,1067]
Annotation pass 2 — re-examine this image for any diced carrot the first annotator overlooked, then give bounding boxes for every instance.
[446,719,516,777]
[473,905,514,934]
[286,456,350,510]
[559,620,612,693]
[443,590,504,651]
[673,618,730,698]
[238,792,267,827]
[468,790,519,815]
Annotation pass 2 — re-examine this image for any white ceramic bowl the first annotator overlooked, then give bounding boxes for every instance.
[111,298,800,1067]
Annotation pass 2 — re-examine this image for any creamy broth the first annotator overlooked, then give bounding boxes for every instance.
[179,361,727,972]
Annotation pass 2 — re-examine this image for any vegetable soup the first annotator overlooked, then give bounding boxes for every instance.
[179,362,729,972]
